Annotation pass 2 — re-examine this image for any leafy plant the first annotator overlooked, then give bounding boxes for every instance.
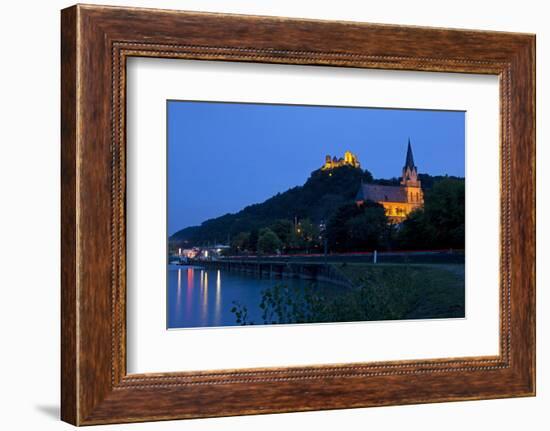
[230,264,465,325]
[230,300,252,325]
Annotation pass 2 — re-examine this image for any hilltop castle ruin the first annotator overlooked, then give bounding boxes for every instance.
[322,151,361,170]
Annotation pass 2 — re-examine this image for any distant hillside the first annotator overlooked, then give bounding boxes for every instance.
[170,165,373,247]
[367,173,464,190]
[169,165,464,247]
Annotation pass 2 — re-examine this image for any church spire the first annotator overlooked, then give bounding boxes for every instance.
[401,138,420,187]
[404,138,415,170]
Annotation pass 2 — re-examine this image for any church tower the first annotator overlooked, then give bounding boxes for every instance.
[355,138,424,222]
[400,139,423,207]
[401,138,421,188]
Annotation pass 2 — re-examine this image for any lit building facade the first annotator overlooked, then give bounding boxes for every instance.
[322,151,361,170]
[356,140,424,223]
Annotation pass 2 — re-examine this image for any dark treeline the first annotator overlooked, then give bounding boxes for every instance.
[170,165,371,247]
[398,178,465,250]
[169,166,465,254]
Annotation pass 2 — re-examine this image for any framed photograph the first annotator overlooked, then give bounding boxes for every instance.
[61,4,535,425]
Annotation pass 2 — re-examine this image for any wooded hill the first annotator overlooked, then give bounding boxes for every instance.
[170,165,464,251]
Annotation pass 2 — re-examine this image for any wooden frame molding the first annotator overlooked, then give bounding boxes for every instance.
[61,4,535,425]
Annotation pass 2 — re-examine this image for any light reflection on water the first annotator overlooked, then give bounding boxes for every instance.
[167,264,339,329]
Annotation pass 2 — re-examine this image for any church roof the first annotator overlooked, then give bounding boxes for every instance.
[405,138,416,170]
[356,184,408,203]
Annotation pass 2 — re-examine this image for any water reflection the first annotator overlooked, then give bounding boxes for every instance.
[215,270,221,324]
[186,267,194,315]
[176,269,182,310]
[202,271,208,323]
[167,264,338,329]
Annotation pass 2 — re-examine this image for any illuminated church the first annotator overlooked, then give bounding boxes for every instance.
[355,139,424,223]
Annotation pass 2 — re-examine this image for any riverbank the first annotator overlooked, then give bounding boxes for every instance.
[169,260,465,327]
[194,259,355,288]
[214,249,465,265]
[337,263,465,320]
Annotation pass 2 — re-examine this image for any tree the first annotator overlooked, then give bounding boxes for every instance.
[425,178,465,248]
[396,209,433,250]
[398,178,465,250]
[231,231,251,253]
[257,228,283,254]
[326,201,388,252]
[345,206,388,250]
[269,219,294,249]
[248,229,259,253]
[292,218,321,252]
[326,203,362,251]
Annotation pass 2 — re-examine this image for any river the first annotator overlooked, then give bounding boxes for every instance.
[167,264,342,329]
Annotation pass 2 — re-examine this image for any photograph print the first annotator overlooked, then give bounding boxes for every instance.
[167,101,465,329]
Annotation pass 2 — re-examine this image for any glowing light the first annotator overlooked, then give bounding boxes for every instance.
[202,271,208,324]
[187,268,194,289]
[215,270,221,325]
[176,269,182,312]
[322,151,361,170]
[186,268,193,315]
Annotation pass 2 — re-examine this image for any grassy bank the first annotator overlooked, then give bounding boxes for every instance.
[230,262,465,325]
[336,263,465,320]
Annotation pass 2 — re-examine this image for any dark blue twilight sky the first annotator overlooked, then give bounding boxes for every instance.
[167,101,465,235]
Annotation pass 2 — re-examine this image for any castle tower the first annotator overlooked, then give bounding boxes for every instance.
[344,150,360,168]
[324,155,332,169]
[344,151,353,164]
[401,139,421,188]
